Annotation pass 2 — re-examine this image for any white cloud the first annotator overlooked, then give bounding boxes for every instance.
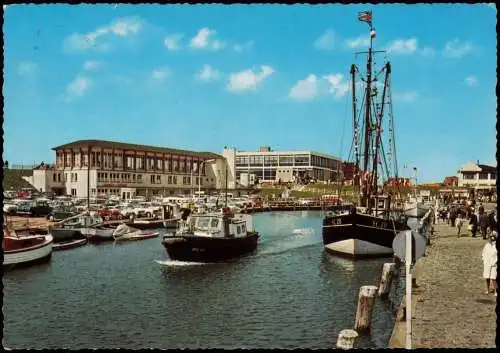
[151,67,169,81]
[393,91,418,102]
[314,30,335,51]
[323,74,349,98]
[227,65,274,93]
[64,17,141,52]
[189,27,225,50]
[289,74,319,101]
[83,60,102,70]
[195,65,220,82]
[386,38,418,55]
[345,35,370,49]
[164,33,183,51]
[66,75,92,99]
[18,61,37,76]
[443,39,475,58]
[464,75,479,87]
[233,40,254,53]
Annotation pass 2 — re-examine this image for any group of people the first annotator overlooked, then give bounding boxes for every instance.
[436,201,497,297]
[437,202,497,239]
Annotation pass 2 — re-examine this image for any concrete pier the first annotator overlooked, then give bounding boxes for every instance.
[389,221,496,348]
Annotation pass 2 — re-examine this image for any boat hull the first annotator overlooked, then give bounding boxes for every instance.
[4,235,53,269]
[53,238,88,251]
[162,232,259,262]
[50,228,87,243]
[87,228,115,243]
[322,212,409,259]
[404,204,430,218]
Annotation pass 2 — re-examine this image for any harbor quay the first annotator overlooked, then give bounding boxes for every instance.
[389,217,497,348]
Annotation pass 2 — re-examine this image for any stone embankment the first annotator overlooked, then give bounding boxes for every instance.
[389,221,497,348]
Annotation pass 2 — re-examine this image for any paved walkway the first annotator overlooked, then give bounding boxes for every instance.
[390,221,497,348]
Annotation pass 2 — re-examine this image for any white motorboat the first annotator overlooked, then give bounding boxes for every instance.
[3,228,54,269]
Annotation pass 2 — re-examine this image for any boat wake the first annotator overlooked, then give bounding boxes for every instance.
[257,242,319,257]
[154,260,207,266]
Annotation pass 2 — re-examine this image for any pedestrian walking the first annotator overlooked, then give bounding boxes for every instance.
[479,212,489,240]
[482,232,497,296]
[469,209,478,237]
[455,215,464,237]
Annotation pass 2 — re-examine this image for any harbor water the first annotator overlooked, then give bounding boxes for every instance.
[3,211,405,349]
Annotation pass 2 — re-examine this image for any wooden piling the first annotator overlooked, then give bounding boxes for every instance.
[336,329,359,349]
[354,285,378,333]
[378,263,396,299]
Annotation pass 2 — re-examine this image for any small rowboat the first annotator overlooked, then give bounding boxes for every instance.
[114,231,159,242]
[53,238,88,251]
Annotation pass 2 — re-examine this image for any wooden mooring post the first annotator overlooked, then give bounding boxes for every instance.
[336,329,359,349]
[378,263,396,299]
[354,285,378,333]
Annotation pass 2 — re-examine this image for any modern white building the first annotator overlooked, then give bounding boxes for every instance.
[226,146,342,186]
[26,140,232,199]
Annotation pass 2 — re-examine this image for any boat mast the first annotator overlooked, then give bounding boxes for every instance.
[371,62,391,193]
[87,145,91,212]
[351,64,359,188]
[360,11,374,207]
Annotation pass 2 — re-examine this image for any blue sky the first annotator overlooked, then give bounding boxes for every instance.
[3,4,497,183]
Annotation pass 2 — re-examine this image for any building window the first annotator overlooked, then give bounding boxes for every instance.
[71,188,76,196]
[74,173,78,182]
[294,154,310,166]
[57,173,61,182]
[53,174,56,182]
[491,173,496,180]
[137,174,143,183]
[172,176,177,184]
[167,176,172,184]
[479,173,488,180]
[279,155,294,166]
[157,175,161,183]
[463,173,475,180]
[91,188,96,195]
[151,175,155,184]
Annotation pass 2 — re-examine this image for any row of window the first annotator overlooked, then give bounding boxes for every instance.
[235,154,311,167]
[57,152,206,174]
[462,173,496,180]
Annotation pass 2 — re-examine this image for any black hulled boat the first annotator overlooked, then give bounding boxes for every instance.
[322,11,410,258]
[161,209,259,262]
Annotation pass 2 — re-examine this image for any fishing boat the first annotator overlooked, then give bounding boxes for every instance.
[3,227,54,269]
[161,208,259,262]
[322,11,410,259]
[404,199,431,218]
[49,212,102,243]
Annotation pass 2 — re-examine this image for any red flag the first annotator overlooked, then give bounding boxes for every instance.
[358,11,372,24]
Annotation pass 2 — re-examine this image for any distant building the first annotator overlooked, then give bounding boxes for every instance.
[454,161,496,200]
[25,139,230,199]
[225,146,342,186]
[457,161,496,188]
[384,177,412,187]
[442,176,458,187]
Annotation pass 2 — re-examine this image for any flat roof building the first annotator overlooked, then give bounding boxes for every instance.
[223,146,342,187]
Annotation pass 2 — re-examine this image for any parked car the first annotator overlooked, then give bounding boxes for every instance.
[16,200,52,217]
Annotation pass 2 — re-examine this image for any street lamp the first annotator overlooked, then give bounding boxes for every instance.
[198,158,216,199]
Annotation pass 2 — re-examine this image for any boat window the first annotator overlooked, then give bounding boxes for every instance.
[241,224,246,232]
[237,225,241,234]
[210,218,219,228]
[196,217,210,230]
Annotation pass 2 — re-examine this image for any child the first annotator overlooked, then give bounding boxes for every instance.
[455,215,464,237]
[482,231,497,296]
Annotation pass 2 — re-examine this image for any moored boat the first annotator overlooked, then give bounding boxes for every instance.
[53,237,88,251]
[3,228,54,269]
[161,209,259,263]
[112,224,159,241]
[322,11,411,259]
